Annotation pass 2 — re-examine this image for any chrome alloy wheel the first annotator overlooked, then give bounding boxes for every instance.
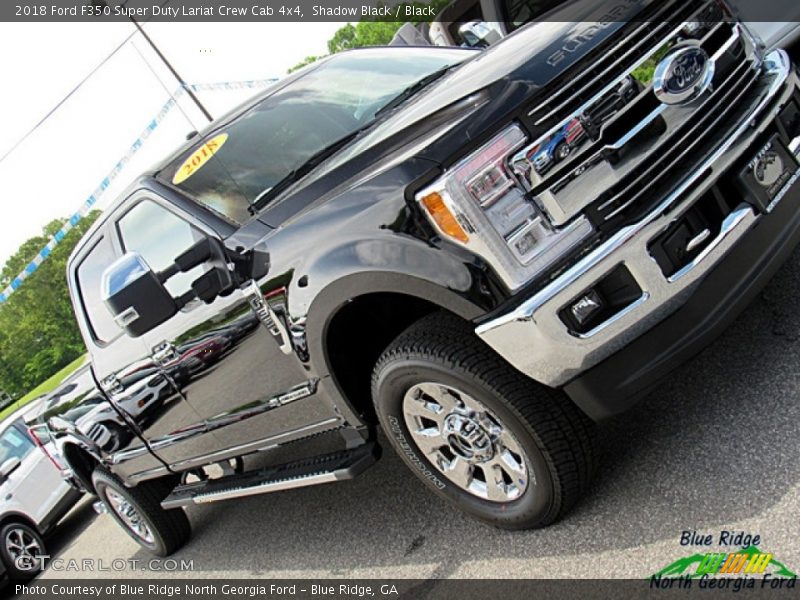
[4,527,42,571]
[105,488,155,544]
[402,382,531,502]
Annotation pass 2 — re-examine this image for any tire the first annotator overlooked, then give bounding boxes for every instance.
[371,312,597,530]
[0,522,45,580]
[555,142,572,162]
[92,469,190,556]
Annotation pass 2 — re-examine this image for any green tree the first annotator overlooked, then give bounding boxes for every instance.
[0,211,100,397]
[328,20,405,53]
[287,55,323,73]
[327,23,358,54]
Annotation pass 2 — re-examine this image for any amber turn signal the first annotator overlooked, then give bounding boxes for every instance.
[420,192,469,243]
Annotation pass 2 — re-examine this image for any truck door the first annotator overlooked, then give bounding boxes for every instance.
[73,226,218,482]
[111,195,341,472]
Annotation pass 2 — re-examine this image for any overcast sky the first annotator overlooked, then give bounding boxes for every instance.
[0,20,343,270]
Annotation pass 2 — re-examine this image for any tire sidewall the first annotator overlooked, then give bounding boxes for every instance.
[0,522,45,579]
[93,472,169,556]
[374,358,558,528]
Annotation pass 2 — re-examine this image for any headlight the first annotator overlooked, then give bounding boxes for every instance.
[416,124,593,290]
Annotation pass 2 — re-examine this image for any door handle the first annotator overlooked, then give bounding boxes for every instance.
[152,341,178,365]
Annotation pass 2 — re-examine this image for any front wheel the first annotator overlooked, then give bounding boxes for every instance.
[92,469,190,556]
[371,313,597,529]
[0,522,45,580]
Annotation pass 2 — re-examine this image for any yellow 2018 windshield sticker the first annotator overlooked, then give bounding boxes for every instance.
[172,133,228,185]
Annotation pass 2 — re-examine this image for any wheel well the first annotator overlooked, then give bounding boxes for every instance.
[62,444,99,494]
[0,513,37,533]
[325,293,460,423]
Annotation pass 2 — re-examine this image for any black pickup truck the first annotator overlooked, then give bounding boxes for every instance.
[37,0,800,556]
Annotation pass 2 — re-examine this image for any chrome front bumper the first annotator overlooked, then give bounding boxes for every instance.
[476,50,800,388]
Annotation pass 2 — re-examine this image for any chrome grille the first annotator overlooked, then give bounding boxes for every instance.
[529,0,704,127]
[592,52,760,222]
[88,423,109,443]
[510,2,761,229]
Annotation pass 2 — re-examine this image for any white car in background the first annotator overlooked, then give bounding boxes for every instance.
[730,0,800,51]
[745,22,800,52]
[0,401,82,581]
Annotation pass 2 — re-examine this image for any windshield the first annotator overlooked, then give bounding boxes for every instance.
[159,48,469,224]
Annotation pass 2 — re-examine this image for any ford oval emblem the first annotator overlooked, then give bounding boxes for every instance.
[653,45,714,105]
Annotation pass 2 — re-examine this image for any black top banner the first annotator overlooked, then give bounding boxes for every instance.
[2,0,800,23]
[5,0,446,22]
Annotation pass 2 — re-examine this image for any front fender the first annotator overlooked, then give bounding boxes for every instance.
[303,235,492,375]
[52,431,106,471]
[242,156,505,426]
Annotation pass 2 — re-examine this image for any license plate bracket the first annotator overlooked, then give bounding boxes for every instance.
[738,134,800,213]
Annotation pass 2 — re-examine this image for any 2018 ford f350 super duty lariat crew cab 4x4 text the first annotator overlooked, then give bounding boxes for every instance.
[37,0,800,555]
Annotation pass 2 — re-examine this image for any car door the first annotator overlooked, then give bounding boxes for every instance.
[72,221,220,482]
[0,421,67,524]
[111,194,340,472]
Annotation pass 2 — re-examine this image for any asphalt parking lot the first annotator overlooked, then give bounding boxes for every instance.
[26,237,800,582]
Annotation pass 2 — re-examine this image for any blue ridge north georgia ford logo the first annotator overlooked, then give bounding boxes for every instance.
[654,45,715,105]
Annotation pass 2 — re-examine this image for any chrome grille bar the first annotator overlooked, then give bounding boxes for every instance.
[512,14,760,228]
[603,72,759,220]
[598,56,759,219]
[540,22,742,189]
[530,0,710,126]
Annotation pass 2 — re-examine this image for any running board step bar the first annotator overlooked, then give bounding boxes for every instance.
[161,443,380,509]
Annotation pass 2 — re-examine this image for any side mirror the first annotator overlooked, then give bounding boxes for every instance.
[101,253,177,338]
[171,238,237,303]
[0,457,21,481]
[458,21,502,48]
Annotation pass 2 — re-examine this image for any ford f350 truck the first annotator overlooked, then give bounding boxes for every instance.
[36,0,800,555]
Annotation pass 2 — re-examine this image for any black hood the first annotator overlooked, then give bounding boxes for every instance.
[297,0,654,182]
[255,0,654,227]
[371,3,651,136]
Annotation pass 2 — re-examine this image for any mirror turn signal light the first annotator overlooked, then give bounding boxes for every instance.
[420,192,469,243]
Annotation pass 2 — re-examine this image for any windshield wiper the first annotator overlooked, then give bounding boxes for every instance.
[251,127,367,212]
[250,67,453,213]
[374,66,453,119]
